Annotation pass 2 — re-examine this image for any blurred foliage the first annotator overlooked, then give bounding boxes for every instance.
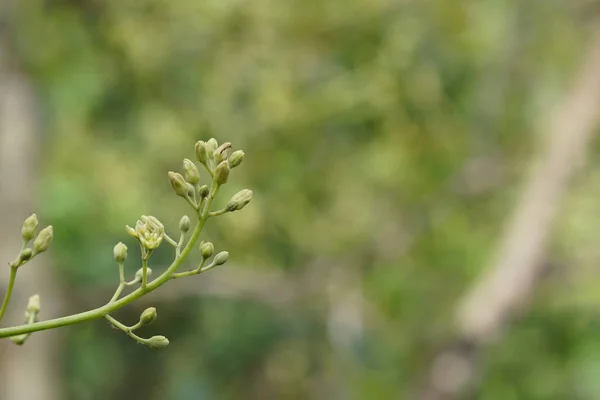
[6,0,600,399]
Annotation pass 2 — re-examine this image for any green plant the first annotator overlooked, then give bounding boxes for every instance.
[0,138,251,349]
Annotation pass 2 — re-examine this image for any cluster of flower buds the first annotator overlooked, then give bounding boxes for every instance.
[194,138,245,185]
[11,214,54,268]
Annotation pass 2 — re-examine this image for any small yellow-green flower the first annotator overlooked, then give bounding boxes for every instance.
[127,215,165,250]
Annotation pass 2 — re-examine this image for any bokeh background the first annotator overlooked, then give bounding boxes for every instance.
[2,1,600,399]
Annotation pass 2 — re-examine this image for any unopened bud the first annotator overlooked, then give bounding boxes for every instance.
[140,307,157,325]
[125,225,138,238]
[147,335,169,349]
[33,226,53,254]
[206,138,218,153]
[198,185,209,198]
[135,267,152,282]
[214,142,232,163]
[226,189,253,212]
[214,161,230,185]
[213,251,229,266]
[183,159,200,184]
[200,242,214,259]
[26,294,41,314]
[195,141,209,165]
[113,242,128,263]
[21,214,38,242]
[10,334,27,346]
[229,150,245,168]
[168,172,189,197]
[18,248,33,263]
[179,215,191,233]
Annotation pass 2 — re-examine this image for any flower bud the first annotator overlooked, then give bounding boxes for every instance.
[183,159,200,184]
[26,294,41,314]
[125,225,138,238]
[18,248,33,263]
[168,171,189,198]
[10,334,27,346]
[195,141,209,165]
[147,335,169,349]
[139,307,157,325]
[33,226,53,254]
[214,142,232,163]
[135,267,152,282]
[213,251,229,266]
[214,161,230,185]
[200,241,214,259]
[229,150,245,168]
[206,138,218,153]
[21,214,38,242]
[113,242,128,263]
[179,215,191,233]
[198,185,209,198]
[225,189,253,212]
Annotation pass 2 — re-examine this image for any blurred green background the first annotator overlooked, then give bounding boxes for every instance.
[3,0,600,399]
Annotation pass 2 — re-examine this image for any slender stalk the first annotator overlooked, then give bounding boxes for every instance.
[209,209,229,217]
[171,257,208,279]
[105,314,145,342]
[141,256,149,289]
[0,267,18,323]
[109,282,126,303]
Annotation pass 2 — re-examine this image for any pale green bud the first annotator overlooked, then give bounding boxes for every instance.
[125,225,138,238]
[183,159,200,184]
[200,241,214,259]
[213,251,229,266]
[26,294,40,314]
[21,214,38,242]
[198,185,209,198]
[135,267,153,282]
[140,307,157,325]
[229,150,245,168]
[33,226,53,254]
[147,335,169,349]
[179,215,191,233]
[195,141,209,165]
[168,171,189,198]
[206,138,218,153]
[214,142,232,163]
[113,242,128,263]
[10,334,27,346]
[225,189,253,212]
[18,248,33,263]
[214,161,230,185]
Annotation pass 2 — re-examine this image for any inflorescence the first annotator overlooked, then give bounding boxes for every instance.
[0,138,252,349]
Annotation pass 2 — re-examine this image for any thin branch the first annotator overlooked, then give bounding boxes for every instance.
[422,23,600,400]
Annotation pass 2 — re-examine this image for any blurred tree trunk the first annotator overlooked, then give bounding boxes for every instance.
[0,2,64,399]
[421,21,600,400]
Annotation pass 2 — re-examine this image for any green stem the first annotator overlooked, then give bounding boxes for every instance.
[164,234,178,247]
[209,208,229,217]
[171,257,208,279]
[109,282,125,303]
[0,267,18,323]
[141,256,149,289]
[105,314,145,343]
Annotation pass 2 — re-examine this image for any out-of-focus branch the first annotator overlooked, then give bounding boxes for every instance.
[421,23,600,400]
